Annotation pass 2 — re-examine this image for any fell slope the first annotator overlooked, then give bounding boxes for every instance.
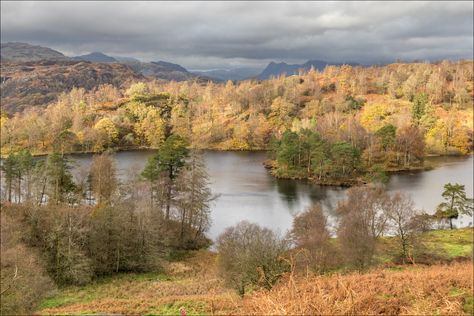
[0,42,69,62]
[121,60,201,81]
[257,60,360,79]
[0,60,145,113]
[241,262,473,315]
[73,52,117,63]
[37,229,473,315]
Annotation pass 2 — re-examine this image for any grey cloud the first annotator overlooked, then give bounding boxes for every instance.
[1,1,472,69]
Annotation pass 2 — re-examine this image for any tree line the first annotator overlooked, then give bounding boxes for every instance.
[1,132,216,313]
[2,60,472,159]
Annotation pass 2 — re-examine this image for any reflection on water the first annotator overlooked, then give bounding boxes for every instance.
[66,151,473,239]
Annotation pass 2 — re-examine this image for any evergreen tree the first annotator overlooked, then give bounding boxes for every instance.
[175,151,214,248]
[141,134,189,220]
[375,124,396,151]
[1,153,19,202]
[276,130,300,170]
[16,149,36,201]
[45,153,76,204]
[1,150,35,202]
[412,93,428,125]
[329,142,361,178]
[435,183,473,229]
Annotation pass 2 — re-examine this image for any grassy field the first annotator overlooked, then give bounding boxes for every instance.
[376,227,474,263]
[39,250,239,315]
[38,228,473,315]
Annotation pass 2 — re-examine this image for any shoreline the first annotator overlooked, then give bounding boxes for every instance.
[0,146,270,159]
[262,155,473,188]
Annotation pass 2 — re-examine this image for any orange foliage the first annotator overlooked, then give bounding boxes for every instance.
[238,262,473,315]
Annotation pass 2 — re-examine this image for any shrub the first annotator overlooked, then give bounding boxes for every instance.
[1,211,54,315]
[216,221,290,296]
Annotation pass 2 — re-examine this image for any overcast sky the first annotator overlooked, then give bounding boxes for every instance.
[1,1,473,70]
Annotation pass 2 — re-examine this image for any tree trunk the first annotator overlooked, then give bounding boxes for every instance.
[7,178,12,202]
[116,248,120,273]
[180,207,186,243]
[449,194,455,229]
[17,174,21,203]
[39,177,47,205]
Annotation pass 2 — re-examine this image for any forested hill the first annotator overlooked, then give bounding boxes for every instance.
[256,60,360,80]
[0,60,146,113]
[1,61,473,169]
[0,43,208,111]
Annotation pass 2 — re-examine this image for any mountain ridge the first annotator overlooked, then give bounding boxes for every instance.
[192,67,262,81]
[73,52,117,63]
[0,42,69,62]
[257,60,361,80]
[0,43,206,84]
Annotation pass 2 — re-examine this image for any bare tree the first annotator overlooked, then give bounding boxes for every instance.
[89,152,118,205]
[385,192,430,263]
[291,205,333,273]
[337,185,389,269]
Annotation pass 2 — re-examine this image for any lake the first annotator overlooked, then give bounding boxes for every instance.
[68,150,474,239]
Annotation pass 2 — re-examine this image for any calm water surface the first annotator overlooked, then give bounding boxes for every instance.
[69,151,473,239]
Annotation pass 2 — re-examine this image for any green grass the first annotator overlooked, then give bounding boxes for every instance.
[422,228,473,258]
[39,271,171,310]
[464,294,474,315]
[39,290,97,310]
[449,287,474,315]
[376,228,473,263]
[145,300,208,315]
[38,229,473,314]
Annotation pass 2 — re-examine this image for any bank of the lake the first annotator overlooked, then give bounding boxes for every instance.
[59,150,474,239]
[37,228,474,315]
[264,156,444,187]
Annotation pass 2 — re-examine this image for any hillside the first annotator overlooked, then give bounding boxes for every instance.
[36,229,473,315]
[0,60,145,113]
[37,262,474,315]
[73,52,117,63]
[257,60,360,79]
[2,60,472,160]
[121,59,203,81]
[0,42,69,62]
[192,67,262,81]
[241,261,473,315]
[0,43,206,113]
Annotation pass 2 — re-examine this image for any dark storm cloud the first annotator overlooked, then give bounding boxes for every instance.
[1,1,472,69]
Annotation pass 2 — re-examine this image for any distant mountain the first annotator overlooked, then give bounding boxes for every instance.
[192,67,262,81]
[0,42,69,62]
[257,60,360,80]
[121,60,203,81]
[73,52,117,63]
[1,60,145,113]
[113,56,141,63]
[151,61,189,73]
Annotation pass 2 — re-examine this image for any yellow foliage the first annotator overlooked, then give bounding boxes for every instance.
[125,82,148,98]
[137,108,165,147]
[94,117,119,143]
[360,103,391,132]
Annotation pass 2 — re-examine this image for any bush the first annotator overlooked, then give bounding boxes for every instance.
[1,211,54,315]
[216,221,290,296]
